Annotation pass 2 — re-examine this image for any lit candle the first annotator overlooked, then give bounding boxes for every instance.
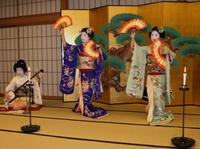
[183,66,187,86]
[28,66,31,83]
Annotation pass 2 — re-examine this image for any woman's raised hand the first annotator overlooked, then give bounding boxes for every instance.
[59,28,67,47]
[59,27,64,35]
[130,30,135,40]
[130,30,136,49]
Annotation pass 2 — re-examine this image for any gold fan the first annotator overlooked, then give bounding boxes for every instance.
[83,41,99,59]
[119,19,147,33]
[151,39,166,69]
[53,15,72,29]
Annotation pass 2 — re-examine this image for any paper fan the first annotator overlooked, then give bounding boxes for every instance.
[53,15,72,29]
[151,39,166,69]
[119,19,147,33]
[83,40,99,59]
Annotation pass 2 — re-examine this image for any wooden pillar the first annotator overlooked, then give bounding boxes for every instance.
[61,0,69,10]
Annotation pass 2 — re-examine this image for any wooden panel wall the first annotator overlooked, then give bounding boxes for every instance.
[0,0,62,99]
[0,27,19,94]
[67,0,199,9]
[0,0,60,19]
[18,25,62,97]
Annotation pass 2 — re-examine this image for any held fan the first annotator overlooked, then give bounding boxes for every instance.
[118,19,147,33]
[83,40,99,59]
[151,39,166,69]
[53,15,73,29]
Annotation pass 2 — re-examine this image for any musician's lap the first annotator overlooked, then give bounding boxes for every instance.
[9,98,27,110]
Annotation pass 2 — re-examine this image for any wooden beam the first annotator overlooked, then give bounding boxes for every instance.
[42,96,62,100]
[0,12,60,27]
[61,0,69,10]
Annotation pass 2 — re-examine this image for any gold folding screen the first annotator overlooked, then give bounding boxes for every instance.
[62,2,200,105]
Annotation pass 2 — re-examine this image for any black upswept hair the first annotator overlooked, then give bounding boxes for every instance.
[13,59,28,73]
[149,26,165,39]
[80,27,94,39]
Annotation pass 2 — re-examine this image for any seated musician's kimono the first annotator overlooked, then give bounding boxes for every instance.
[60,42,107,118]
[5,75,42,109]
[126,40,175,125]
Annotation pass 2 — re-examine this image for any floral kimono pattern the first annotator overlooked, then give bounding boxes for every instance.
[60,43,107,119]
[126,41,175,125]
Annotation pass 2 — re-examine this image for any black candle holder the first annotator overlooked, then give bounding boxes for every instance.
[21,83,40,133]
[171,85,195,148]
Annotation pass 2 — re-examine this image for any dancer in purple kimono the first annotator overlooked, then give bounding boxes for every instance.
[59,27,107,118]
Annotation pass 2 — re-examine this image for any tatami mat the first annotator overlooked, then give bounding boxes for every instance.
[42,100,200,115]
[1,106,200,128]
[1,114,199,148]
[0,99,199,148]
[0,131,164,149]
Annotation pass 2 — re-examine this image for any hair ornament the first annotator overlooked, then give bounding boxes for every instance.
[158,26,164,33]
[86,27,93,34]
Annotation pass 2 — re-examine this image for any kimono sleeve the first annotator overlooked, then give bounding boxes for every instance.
[60,43,82,94]
[126,42,148,98]
[5,77,17,92]
[32,78,43,105]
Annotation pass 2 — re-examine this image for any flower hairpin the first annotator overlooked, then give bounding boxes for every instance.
[86,28,92,34]
[158,26,164,33]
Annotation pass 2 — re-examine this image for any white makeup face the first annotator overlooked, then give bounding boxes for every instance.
[16,67,25,77]
[151,30,160,41]
[81,32,90,43]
